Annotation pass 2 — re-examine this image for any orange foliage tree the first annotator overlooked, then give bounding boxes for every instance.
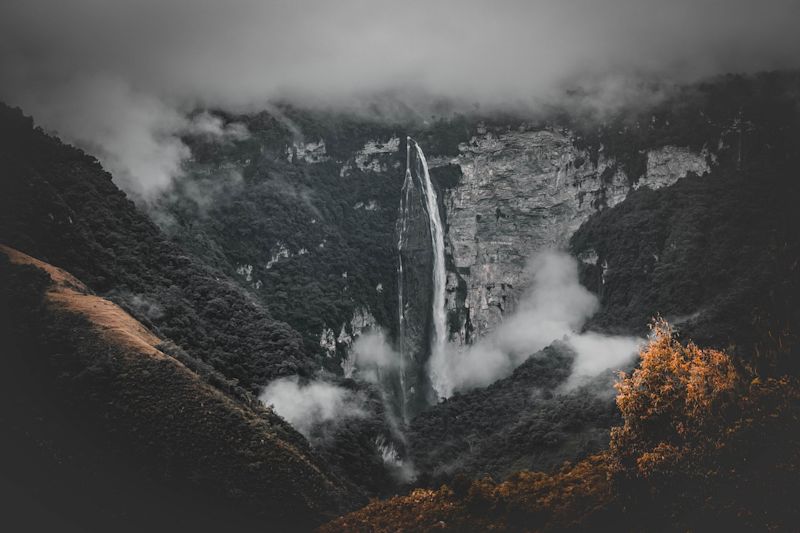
[610,318,744,476]
[611,318,800,485]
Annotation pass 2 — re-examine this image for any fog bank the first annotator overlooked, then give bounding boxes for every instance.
[259,376,366,438]
[428,251,641,398]
[2,1,799,196]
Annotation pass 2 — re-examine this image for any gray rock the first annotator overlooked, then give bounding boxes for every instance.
[434,129,709,345]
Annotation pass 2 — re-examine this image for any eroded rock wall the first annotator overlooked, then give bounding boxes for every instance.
[432,129,709,344]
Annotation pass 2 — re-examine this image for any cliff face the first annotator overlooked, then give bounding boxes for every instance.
[430,129,709,344]
[309,127,711,414]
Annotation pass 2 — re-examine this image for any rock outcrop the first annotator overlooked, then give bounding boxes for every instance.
[341,136,402,176]
[287,139,329,163]
[430,129,709,344]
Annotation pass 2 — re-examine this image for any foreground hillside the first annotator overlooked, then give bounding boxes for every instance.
[324,322,800,532]
[0,244,357,531]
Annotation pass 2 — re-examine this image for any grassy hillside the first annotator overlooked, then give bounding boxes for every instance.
[0,244,358,531]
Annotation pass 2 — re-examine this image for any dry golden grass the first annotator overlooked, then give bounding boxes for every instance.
[1,243,87,290]
[2,243,164,355]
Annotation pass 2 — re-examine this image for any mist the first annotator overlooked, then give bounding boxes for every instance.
[428,251,641,398]
[259,376,367,439]
[346,329,403,383]
[2,1,799,197]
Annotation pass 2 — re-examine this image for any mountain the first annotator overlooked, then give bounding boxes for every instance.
[1,70,799,532]
[150,71,800,480]
[0,244,355,531]
[155,73,798,416]
[0,104,392,528]
[0,104,309,392]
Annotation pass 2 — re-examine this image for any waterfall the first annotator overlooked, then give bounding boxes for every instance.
[412,139,448,399]
[396,144,413,420]
[397,137,449,411]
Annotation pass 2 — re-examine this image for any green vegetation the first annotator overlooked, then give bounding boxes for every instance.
[159,146,404,352]
[0,104,309,391]
[409,344,619,485]
[570,72,800,372]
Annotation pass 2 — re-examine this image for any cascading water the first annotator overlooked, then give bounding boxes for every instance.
[413,141,448,399]
[396,144,413,421]
[397,137,449,406]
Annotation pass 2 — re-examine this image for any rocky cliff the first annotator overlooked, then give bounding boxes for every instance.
[430,128,710,345]
[279,125,711,415]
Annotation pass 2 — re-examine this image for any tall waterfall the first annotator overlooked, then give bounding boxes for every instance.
[397,137,449,405]
[396,143,413,420]
[413,140,448,398]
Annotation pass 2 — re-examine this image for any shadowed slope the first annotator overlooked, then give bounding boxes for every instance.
[0,244,358,532]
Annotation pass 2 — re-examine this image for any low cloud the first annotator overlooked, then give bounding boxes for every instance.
[259,376,366,438]
[2,1,798,197]
[346,329,403,384]
[157,168,245,220]
[562,332,642,391]
[21,76,192,199]
[117,292,165,322]
[428,250,641,398]
[186,111,249,141]
[1,74,248,200]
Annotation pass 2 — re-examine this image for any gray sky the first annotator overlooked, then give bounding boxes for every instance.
[2,0,799,196]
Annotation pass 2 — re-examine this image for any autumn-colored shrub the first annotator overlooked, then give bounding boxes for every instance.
[611,318,744,476]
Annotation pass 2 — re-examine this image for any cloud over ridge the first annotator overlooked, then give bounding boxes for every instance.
[2,0,798,194]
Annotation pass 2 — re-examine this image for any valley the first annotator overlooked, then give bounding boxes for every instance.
[1,71,799,531]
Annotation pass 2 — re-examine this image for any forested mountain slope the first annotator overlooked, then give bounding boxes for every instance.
[0,245,357,531]
[0,103,407,508]
[0,105,310,391]
[570,72,800,364]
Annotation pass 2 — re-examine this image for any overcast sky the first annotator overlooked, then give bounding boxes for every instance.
[2,0,799,196]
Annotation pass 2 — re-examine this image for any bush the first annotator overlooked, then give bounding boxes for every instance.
[611,318,743,472]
